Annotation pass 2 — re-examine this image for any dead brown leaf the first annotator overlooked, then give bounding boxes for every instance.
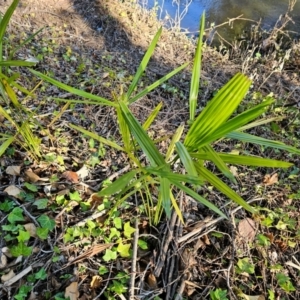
[65,282,79,300]
[263,173,278,186]
[25,170,48,183]
[0,253,7,268]
[24,223,37,238]
[62,171,79,183]
[265,232,274,243]
[194,238,205,251]
[238,218,257,242]
[181,248,197,269]
[88,193,103,208]
[76,165,89,180]
[90,275,102,289]
[51,276,62,289]
[4,185,22,199]
[2,247,12,258]
[202,234,210,245]
[1,270,15,282]
[147,272,157,289]
[274,239,288,252]
[6,166,21,176]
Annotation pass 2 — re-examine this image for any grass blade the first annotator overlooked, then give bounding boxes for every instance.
[227,131,300,155]
[175,141,198,177]
[195,162,256,213]
[189,12,205,122]
[166,124,184,162]
[203,145,236,183]
[191,152,293,168]
[142,102,163,130]
[0,0,19,72]
[69,124,124,151]
[129,62,189,104]
[119,102,166,167]
[147,167,202,185]
[0,61,36,67]
[30,69,117,107]
[9,27,44,59]
[127,27,162,98]
[116,106,132,152]
[0,136,14,156]
[170,191,184,224]
[98,170,137,196]
[160,177,171,218]
[170,179,227,218]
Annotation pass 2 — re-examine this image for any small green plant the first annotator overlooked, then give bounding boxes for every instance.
[276,273,296,293]
[210,288,229,300]
[30,13,299,224]
[0,0,43,158]
[0,195,55,256]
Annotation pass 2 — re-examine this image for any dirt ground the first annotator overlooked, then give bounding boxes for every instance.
[0,0,300,299]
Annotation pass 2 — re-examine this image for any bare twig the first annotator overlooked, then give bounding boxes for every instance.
[178,198,263,244]
[154,209,177,277]
[129,207,139,299]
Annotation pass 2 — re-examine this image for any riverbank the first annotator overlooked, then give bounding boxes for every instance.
[1,0,300,299]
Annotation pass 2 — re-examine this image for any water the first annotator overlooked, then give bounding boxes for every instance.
[140,0,300,41]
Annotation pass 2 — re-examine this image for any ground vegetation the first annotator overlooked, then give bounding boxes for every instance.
[0,0,300,299]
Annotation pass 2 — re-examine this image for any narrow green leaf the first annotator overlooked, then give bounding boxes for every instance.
[142,102,163,130]
[119,102,166,167]
[69,124,124,151]
[191,152,293,168]
[203,145,236,183]
[160,177,171,218]
[1,78,21,108]
[127,27,162,98]
[176,141,198,177]
[116,106,131,152]
[0,0,19,72]
[0,136,14,156]
[0,73,33,96]
[0,60,36,67]
[237,117,282,131]
[146,167,202,185]
[189,12,205,122]
[195,162,256,213]
[170,191,184,224]
[98,170,137,196]
[9,27,44,60]
[227,131,300,155]
[129,62,189,104]
[29,69,117,107]
[166,124,184,161]
[170,179,227,218]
